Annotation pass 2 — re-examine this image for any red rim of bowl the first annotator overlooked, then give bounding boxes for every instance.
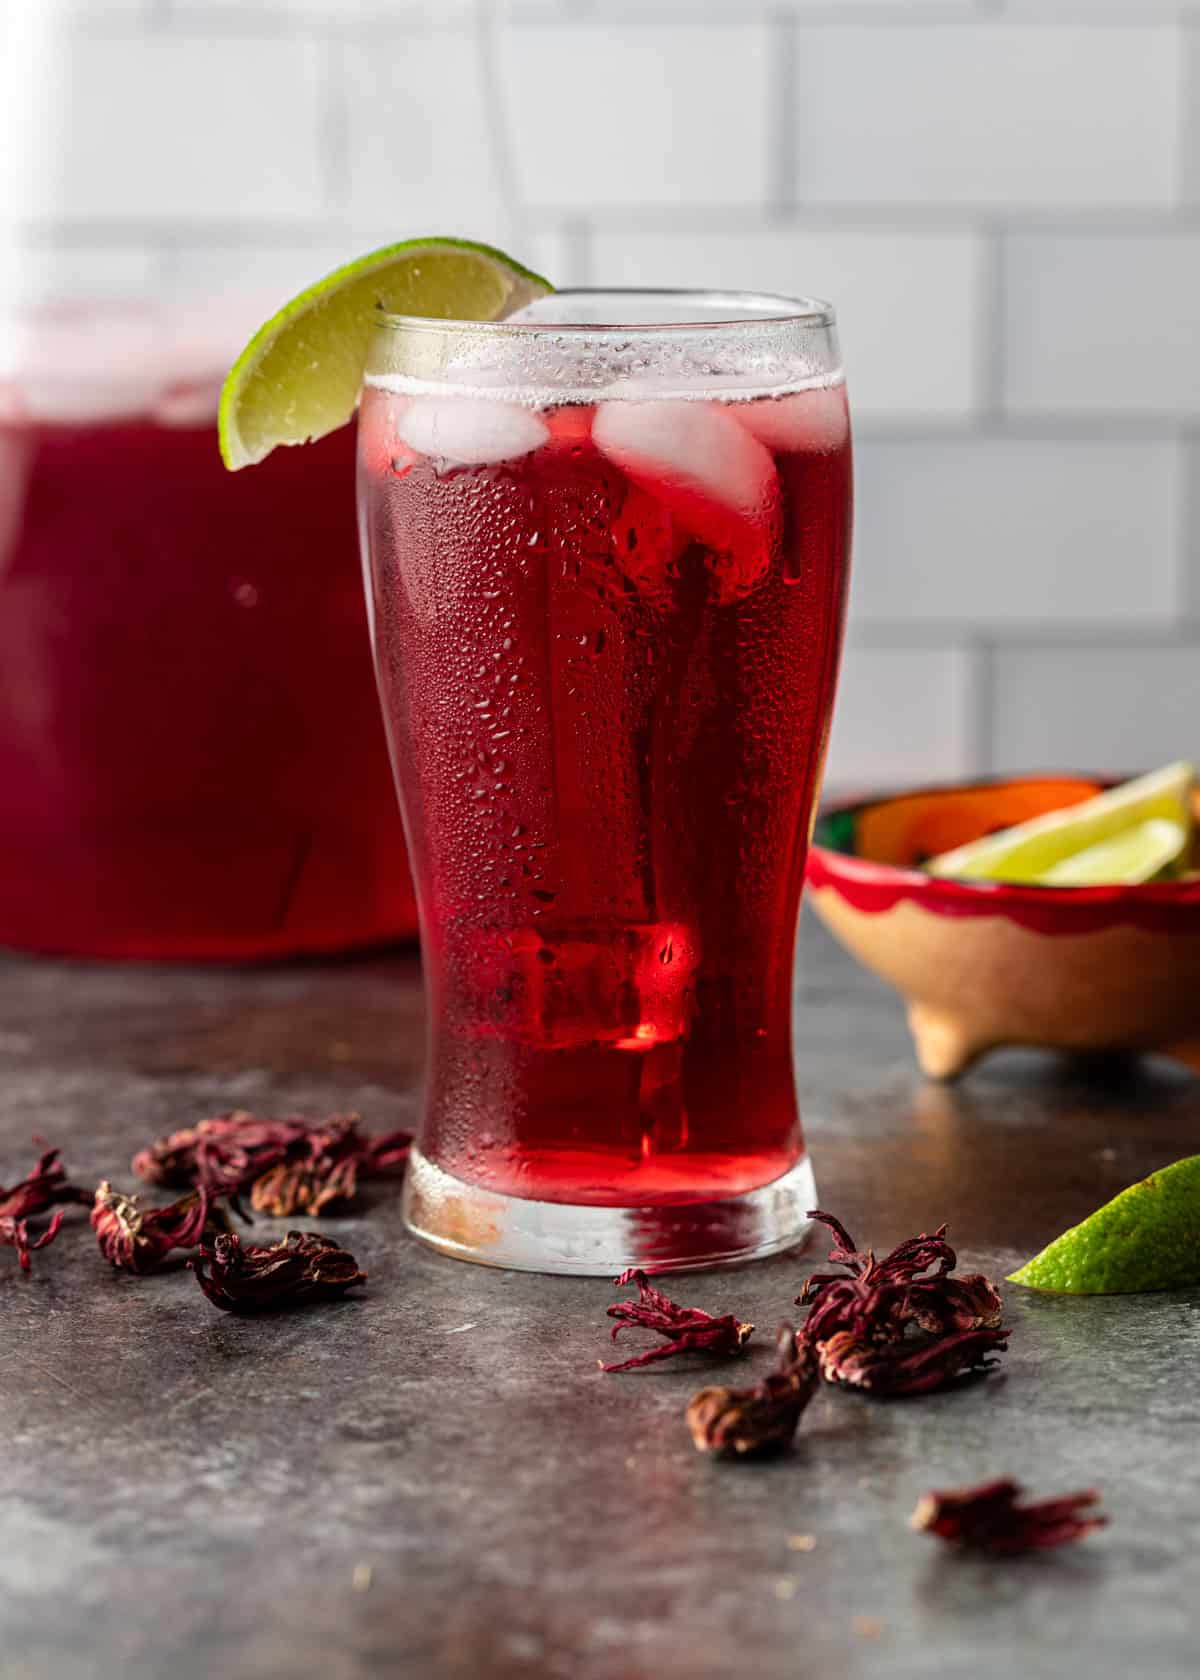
[807,774,1200,935]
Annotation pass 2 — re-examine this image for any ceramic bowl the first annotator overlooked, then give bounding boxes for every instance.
[806,775,1200,1080]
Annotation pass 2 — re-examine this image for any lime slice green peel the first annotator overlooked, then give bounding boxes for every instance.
[1008,1154,1200,1294]
[219,237,552,471]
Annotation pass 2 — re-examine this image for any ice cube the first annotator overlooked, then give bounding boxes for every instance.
[731,385,849,455]
[593,399,776,524]
[396,395,549,468]
[592,398,779,602]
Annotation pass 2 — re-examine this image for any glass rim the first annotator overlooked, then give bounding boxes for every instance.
[374,286,837,336]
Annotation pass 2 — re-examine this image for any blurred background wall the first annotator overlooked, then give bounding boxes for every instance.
[3,0,1197,792]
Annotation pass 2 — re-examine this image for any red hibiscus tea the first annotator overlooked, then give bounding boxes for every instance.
[0,304,416,958]
[359,291,851,1271]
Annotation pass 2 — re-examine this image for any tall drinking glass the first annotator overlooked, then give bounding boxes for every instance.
[358,290,852,1273]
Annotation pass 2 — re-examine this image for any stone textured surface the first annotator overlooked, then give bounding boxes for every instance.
[2,916,1199,1679]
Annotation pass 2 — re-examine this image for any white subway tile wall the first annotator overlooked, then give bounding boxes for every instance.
[3,0,1197,789]
[499,24,772,210]
[790,26,1180,210]
[825,645,977,792]
[991,648,1200,775]
[1003,233,1200,418]
[587,228,984,422]
[30,36,328,223]
[851,437,1181,628]
[163,225,573,305]
[0,243,158,301]
[1004,3,1200,16]
[5,1,154,16]
[167,2,473,13]
[341,32,513,235]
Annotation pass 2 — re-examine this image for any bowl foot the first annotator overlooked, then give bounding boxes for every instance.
[907,1012,1200,1081]
[907,1002,991,1081]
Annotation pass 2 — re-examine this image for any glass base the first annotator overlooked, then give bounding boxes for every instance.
[401,1146,818,1276]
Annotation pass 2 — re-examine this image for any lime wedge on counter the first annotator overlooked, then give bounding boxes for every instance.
[1038,817,1188,887]
[927,762,1195,885]
[218,237,552,470]
[1008,1155,1200,1294]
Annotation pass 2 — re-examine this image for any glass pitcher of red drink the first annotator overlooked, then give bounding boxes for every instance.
[0,301,416,958]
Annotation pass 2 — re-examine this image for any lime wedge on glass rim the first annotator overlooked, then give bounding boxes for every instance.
[1008,1154,1200,1294]
[218,237,552,471]
[926,762,1195,886]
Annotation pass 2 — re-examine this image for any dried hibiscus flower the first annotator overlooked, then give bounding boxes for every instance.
[910,1477,1107,1554]
[798,1210,1008,1397]
[0,1209,65,1274]
[91,1180,230,1274]
[600,1268,754,1373]
[0,1146,91,1221]
[815,1326,1008,1397]
[249,1117,366,1217]
[134,1112,311,1200]
[800,1211,1003,1341]
[134,1111,410,1216]
[900,1270,1005,1339]
[248,1117,411,1215]
[190,1230,366,1313]
[686,1326,819,1457]
[361,1129,413,1176]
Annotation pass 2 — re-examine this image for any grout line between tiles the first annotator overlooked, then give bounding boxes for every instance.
[767,9,797,215]
[1171,433,1200,628]
[966,639,995,775]
[1174,13,1195,204]
[318,36,350,223]
[848,622,1200,649]
[475,0,533,253]
[980,219,1006,420]
[561,217,593,287]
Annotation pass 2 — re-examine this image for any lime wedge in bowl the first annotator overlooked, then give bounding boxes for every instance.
[926,761,1195,885]
[1038,817,1188,887]
[219,237,552,470]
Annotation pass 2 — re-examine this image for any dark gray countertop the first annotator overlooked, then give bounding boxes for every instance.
[2,914,1198,1679]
